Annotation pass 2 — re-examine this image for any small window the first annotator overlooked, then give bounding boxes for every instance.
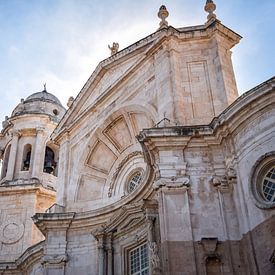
[53,109,59,115]
[261,166,275,202]
[129,243,149,275]
[128,171,142,193]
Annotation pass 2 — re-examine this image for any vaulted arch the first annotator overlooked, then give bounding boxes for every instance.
[73,105,155,210]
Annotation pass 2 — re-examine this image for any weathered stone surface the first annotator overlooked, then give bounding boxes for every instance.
[0,4,274,275]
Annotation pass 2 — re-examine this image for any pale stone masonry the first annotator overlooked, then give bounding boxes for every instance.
[0,2,274,275]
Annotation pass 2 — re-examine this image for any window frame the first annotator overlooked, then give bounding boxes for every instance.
[250,152,275,209]
[125,168,144,195]
[125,242,149,275]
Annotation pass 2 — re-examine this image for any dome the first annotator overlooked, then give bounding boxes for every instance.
[25,90,62,106]
[10,88,66,120]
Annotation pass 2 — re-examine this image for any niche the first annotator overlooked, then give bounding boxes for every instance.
[22,144,32,171]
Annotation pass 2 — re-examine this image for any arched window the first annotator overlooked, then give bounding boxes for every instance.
[21,144,32,171]
[127,171,143,193]
[1,144,11,179]
[43,147,56,174]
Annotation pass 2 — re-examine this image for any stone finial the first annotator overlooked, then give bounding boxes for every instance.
[108,42,119,56]
[204,0,217,21]
[158,5,169,29]
[67,96,74,108]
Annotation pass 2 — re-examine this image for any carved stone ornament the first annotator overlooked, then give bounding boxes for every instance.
[158,5,169,29]
[149,242,162,274]
[210,176,227,187]
[0,218,25,244]
[204,0,217,21]
[200,237,221,262]
[153,176,190,190]
[210,167,237,188]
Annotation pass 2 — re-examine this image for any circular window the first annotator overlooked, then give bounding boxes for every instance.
[128,171,142,193]
[53,109,59,115]
[251,152,275,209]
[261,166,275,202]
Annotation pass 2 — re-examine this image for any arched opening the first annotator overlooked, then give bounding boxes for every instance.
[1,144,11,179]
[43,146,56,175]
[21,144,32,171]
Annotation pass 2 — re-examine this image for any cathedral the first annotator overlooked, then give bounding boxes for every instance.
[0,2,274,274]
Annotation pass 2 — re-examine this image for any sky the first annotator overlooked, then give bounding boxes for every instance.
[0,0,274,123]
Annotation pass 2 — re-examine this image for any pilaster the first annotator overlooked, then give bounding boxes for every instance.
[32,212,75,275]
[31,128,45,178]
[6,130,21,181]
[154,177,197,275]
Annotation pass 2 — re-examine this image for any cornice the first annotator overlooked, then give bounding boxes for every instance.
[52,20,241,144]
[138,77,275,147]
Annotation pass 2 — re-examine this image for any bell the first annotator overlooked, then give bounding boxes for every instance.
[44,161,54,174]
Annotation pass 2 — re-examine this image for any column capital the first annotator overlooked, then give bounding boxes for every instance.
[153,176,190,190]
[11,129,21,138]
[36,127,45,135]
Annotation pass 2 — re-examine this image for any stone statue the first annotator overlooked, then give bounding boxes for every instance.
[67,96,74,108]
[108,42,119,55]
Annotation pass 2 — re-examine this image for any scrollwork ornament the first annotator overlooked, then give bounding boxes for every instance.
[149,242,162,274]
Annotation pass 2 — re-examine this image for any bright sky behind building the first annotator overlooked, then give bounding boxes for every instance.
[0,0,274,122]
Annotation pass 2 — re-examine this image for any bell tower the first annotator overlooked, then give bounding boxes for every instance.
[0,88,66,262]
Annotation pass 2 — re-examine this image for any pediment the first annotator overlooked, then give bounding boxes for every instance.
[91,201,146,238]
[53,36,161,140]
[91,200,158,239]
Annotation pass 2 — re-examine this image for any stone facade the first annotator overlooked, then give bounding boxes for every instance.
[0,2,274,275]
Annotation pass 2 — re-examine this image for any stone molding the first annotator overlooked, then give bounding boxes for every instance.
[0,217,25,244]
[108,151,143,197]
[153,176,190,190]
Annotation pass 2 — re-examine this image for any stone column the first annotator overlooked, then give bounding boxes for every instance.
[32,127,45,178]
[106,233,113,275]
[97,234,105,275]
[6,130,20,181]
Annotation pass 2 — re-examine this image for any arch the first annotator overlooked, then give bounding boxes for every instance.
[21,144,32,171]
[1,144,11,179]
[73,104,156,208]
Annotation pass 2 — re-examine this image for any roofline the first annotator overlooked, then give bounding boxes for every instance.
[53,19,242,140]
[137,76,275,140]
